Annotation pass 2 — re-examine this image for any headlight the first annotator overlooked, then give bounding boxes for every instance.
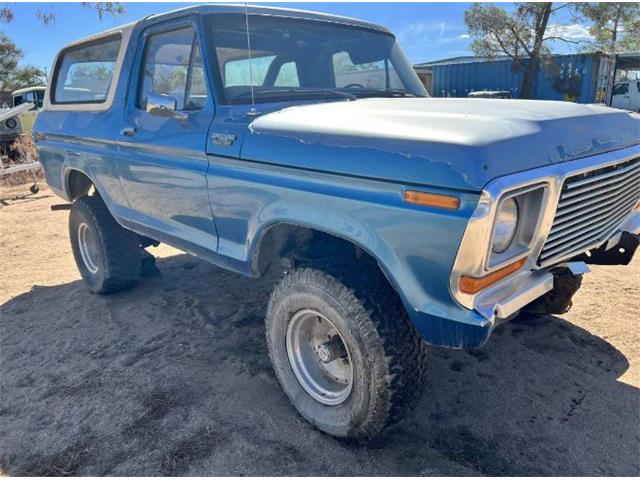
[492,197,519,253]
[5,118,17,129]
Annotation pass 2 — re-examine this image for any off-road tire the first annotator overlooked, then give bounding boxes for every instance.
[69,194,141,294]
[265,262,428,440]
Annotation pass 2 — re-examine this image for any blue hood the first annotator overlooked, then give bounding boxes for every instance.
[240,97,640,191]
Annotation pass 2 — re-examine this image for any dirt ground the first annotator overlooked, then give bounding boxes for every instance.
[1,185,639,476]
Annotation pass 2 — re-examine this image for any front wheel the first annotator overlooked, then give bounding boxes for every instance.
[265,266,428,439]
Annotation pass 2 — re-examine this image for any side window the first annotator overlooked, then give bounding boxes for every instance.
[613,83,629,95]
[274,62,299,87]
[224,55,276,87]
[22,92,36,109]
[138,27,208,111]
[13,94,24,107]
[53,36,121,104]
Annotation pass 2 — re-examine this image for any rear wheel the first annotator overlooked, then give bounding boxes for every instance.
[69,194,141,294]
[265,265,428,439]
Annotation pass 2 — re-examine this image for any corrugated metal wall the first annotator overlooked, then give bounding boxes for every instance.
[431,53,601,103]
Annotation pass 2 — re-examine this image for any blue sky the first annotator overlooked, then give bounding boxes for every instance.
[1,2,589,72]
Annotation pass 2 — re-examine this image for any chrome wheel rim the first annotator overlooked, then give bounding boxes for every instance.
[286,309,353,406]
[78,222,99,274]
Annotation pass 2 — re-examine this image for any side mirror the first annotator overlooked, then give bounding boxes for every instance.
[146,92,178,117]
[146,92,189,121]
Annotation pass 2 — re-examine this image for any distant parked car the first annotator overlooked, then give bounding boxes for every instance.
[468,90,512,99]
[0,106,23,157]
[611,81,640,112]
[12,86,46,135]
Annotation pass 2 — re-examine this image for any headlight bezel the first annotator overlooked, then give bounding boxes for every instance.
[486,184,548,270]
[4,118,17,130]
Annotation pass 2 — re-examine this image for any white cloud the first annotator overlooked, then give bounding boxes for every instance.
[546,23,593,41]
[397,20,448,43]
[397,20,469,51]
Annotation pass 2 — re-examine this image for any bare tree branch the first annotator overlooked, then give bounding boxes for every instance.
[542,36,585,44]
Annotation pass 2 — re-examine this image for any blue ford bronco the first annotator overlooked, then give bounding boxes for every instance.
[35,5,640,439]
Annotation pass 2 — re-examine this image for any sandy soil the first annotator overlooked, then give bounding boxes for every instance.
[1,186,639,476]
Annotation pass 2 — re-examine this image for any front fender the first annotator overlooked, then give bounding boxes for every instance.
[207,155,490,348]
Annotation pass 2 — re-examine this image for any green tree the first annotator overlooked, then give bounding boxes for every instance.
[4,65,46,91]
[0,32,21,88]
[464,3,566,99]
[0,3,125,25]
[574,3,640,54]
[0,34,45,91]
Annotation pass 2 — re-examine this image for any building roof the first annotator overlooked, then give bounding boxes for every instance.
[615,52,640,70]
[414,55,512,68]
[415,51,640,69]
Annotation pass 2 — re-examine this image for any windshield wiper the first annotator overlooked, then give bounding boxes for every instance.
[335,88,420,99]
[235,88,357,102]
[356,88,418,98]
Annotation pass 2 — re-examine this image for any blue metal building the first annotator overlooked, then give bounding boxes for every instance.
[414,53,609,103]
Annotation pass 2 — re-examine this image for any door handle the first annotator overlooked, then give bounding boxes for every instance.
[120,127,136,137]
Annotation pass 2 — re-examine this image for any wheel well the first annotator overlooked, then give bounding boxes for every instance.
[253,223,374,276]
[66,170,93,200]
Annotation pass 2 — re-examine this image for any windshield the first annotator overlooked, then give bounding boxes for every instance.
[204,14,427,104]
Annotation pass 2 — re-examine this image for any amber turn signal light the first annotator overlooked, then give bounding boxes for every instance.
[459,257,527,294]
[404,190,460,210]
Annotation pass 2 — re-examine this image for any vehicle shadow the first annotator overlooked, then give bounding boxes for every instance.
[0,253,638,476]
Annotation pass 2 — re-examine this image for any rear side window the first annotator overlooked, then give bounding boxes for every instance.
[275,62,299,87]
[224,55,275,87]
[223,56,300,88]
[332,51,402,89]
[53,35,121,104]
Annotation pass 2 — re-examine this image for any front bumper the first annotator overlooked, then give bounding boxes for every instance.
[474,269,555,323]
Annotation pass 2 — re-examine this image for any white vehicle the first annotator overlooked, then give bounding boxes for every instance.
[12,85,46,135]
[611,81,640,112]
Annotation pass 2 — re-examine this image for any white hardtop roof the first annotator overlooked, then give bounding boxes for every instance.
[12,85,47,95]
[60,20,138,50]
[63,3,390,49]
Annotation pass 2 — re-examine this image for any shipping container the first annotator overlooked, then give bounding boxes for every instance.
[414,52,639,104]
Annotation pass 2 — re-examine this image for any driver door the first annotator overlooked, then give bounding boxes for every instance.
[118,19,218,255]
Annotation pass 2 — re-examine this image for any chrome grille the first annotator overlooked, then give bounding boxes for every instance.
[539,157,640,265]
